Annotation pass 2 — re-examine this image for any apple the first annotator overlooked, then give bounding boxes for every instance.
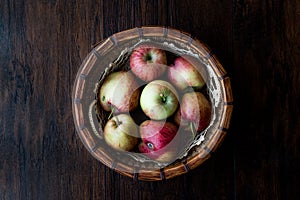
[168,57,205,90]
[104,114,139,151]
[130,45,167,82]
[99,71,140,112]
[175,92,211,133]
[174,109,189,128]
[138,120,179,162]
[174,109,198,140]
[140,80,179,120]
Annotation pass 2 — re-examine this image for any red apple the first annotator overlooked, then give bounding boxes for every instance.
[140,80,179,120]
[130,45,167,82]
[99,71,140,112]
[104,114,139,151]
[168,57,205,90]
[138,120,179,162]
[175,92,211,133]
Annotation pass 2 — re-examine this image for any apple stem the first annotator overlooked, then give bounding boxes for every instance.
[108,107,115,120]
[190,122,196,139]
[115,115,121,126]
[160,93,167,103]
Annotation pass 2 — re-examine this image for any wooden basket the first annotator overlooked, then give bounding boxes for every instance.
[72,26,233,181]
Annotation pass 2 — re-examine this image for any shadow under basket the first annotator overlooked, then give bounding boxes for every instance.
[72,26,233,181]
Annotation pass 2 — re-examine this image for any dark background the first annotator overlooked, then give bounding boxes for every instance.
[1,0,299,199]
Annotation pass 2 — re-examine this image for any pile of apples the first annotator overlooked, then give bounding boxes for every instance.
[98,45,211,163]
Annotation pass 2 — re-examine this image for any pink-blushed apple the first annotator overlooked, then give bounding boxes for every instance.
[140,80,179,120]
[175,92,211,133]
[130,45,167,82]
[174,109,198,139]
[104,114,139,151]
[138,120,179,162]
[99,71,140,112]
[174,109,189,128]
[168,57,205,90]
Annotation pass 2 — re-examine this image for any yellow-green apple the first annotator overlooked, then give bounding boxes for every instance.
[104,114,139,151]
[99,71,140,112]
[140,80,179,120]
[138,120,179,163]
[130,45,167,82]
[168,57,205,90]
[175,92,211,133]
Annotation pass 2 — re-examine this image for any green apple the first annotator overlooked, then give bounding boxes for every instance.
[140,80,179,120]
[104,114,139,151]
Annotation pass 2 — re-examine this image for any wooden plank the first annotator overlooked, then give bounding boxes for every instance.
[233,0,300,199]
[0,0,106,199]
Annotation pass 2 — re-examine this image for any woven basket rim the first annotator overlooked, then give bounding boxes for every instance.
[72,26,233,181]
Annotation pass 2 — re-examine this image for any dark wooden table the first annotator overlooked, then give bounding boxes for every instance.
[1,0,299,199]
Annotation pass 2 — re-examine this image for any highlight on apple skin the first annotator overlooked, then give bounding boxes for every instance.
[130,45,167,82]
[140,80,179,120]
[104,114,139,151]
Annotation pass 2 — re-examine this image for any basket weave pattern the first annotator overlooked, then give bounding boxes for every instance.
[73,27,233,181]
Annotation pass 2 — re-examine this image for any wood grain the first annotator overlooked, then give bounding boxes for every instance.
[233,0,300,199]
[0,0,299,199]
